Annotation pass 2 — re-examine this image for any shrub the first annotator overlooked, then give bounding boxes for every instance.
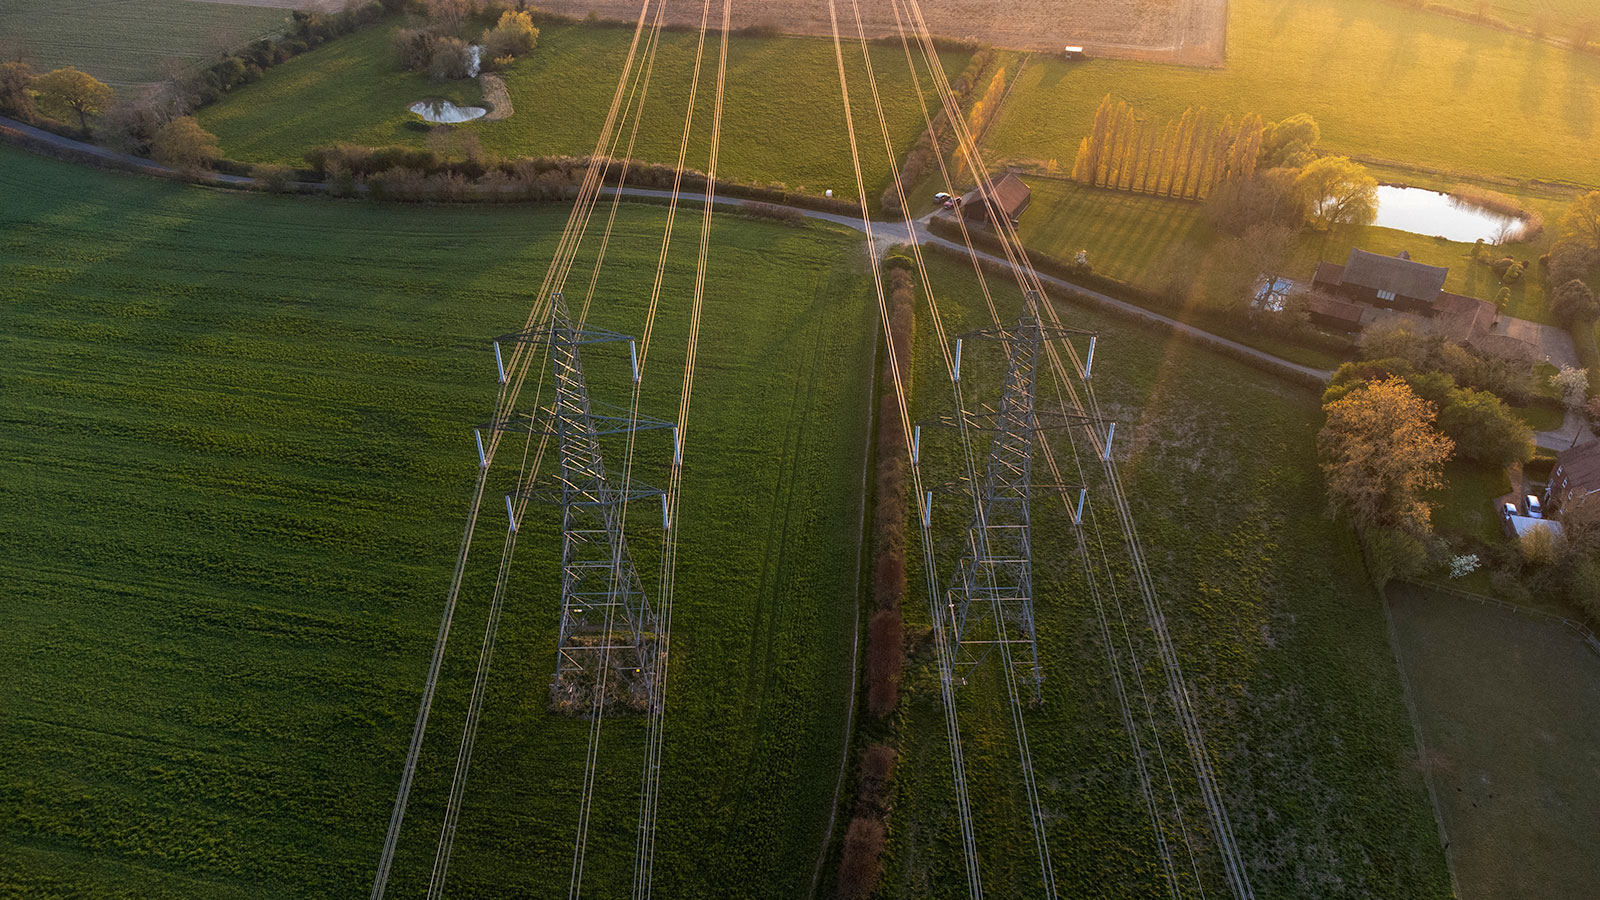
[481,10,538,60]
[429,37,474,80]
[251,163,295,192]
[1520,524,1562,566]
[150,116,220,172]
[0,60,35,121]
[395,27,437,71]
[1552,279,1598,326]
[1362,526,1430,585]
[866,609,902,717]
[836,816,886,899]
[1436,387,1533,467]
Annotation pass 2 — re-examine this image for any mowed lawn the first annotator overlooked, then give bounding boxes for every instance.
[200,19,970,198]
[983,0,1600,188]
[0,147,875,899]
[877,251,1450,897]
[1388,582,1600,900]
[0,0,288,85]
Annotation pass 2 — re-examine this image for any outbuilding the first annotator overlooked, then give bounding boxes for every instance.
[959,172,1032,226]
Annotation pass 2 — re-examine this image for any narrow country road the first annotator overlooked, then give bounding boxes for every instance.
[3,115,1334,387]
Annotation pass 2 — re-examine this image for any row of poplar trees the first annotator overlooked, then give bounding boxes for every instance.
[1070,94,1265,200]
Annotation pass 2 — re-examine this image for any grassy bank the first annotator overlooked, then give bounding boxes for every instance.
[0,147,874,898]
[881,253,1451,896]
[199,20,970,201]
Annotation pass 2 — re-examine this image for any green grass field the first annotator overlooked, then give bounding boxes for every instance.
[1388,582,1600,900]
[1424,0,1600,36]
[1014,175,1575,325]
[877,252,1451,896]
[983,0,1600,189]
[198,19,970,200]
[0,146,877,898]
[0,0,289,85]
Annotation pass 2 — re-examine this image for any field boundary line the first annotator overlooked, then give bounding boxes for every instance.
[1398,578,1600,659]
[808,288,880,900]
[1378,585,1463,899]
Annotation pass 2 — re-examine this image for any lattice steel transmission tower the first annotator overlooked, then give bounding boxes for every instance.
[943,291,1095,704]
[489,293,673,715]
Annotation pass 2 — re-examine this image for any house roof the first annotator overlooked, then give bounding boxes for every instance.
[1341,249,1449,301]
[961,172,1032,219]
[1306,293,1364,326]
[1430,291,1494,341]
[1312,261,1346,287]
[1555,440,1600,501]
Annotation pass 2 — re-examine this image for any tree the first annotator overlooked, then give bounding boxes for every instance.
[1319,377,1454,534]
[1260,112,1320,168]
[481,10,538,61]
[1561,191,1600,255]
[1295,156,1378,230]
[1551,364,1590,420]
[1214,222,1294,310]
[150,116,218,172]
[1436,387,1533,467]
[1552,279,1598,326]
[0,60,34,121]
[33,66,112,130]
[1203,168,1303,235]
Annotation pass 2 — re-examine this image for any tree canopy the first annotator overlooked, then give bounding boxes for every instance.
[33,66,112,130]
[150,116,219,173]
[1295,156,1378,230]
[1319,377,1453,535]
[1260,113,1320,168]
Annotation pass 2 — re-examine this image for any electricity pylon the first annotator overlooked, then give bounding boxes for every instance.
[943,292,1096,704]
[489,293,673,714]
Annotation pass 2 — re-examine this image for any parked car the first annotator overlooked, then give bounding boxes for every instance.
[934,192,952,203]
[1502,502,1518,521]
[1526,495,1543,518]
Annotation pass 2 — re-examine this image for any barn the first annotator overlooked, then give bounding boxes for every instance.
[959,172,1032,226]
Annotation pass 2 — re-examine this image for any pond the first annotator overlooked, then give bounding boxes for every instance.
[410,99,487,124]
[1372,185,1525,244]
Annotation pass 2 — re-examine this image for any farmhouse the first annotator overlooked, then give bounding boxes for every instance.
[960,172,1032,226]
[1309,248,1497,342]
[1547,440,1600,514]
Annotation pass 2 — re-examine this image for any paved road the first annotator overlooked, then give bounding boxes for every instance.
[2,116,255,185]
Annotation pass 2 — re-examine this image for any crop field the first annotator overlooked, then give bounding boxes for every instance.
[982,0,1600,189]
[880,252,1451,896]
[1014,176,1576,325]
[0,0,289,85]
[1388,582,1600,900]
[0,147,877,898]
[198,20,971,201]
[511,0,1213,58]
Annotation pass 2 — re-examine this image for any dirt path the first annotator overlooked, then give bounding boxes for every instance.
[478,73,513,121]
